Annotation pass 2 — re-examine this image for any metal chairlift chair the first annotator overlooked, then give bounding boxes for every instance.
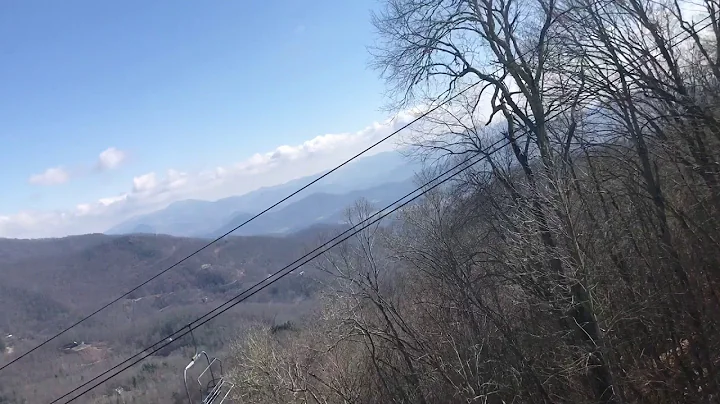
[183,328,235,404]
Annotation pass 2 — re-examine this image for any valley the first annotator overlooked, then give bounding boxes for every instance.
[4,0,720,402]
[0,230,336,403]
[0,150,423,403]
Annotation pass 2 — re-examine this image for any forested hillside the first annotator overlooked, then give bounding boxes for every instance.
[225,1,720,403]
[0,232,331,403]
[5,0,720,403]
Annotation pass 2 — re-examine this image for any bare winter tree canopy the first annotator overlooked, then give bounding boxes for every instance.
[226,1,720,403]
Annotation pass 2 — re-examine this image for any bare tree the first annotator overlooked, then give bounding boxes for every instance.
[372,1,625,402]
[224,2,720,403]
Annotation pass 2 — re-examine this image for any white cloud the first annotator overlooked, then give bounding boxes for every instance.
[0,107,445,239]
[165,169,188,190]
[97,147,126,170]
[132,172,157,193]
[99,194,128,207]
[75,204,92,216]
[27,147,127,189]
[28,167,70,186]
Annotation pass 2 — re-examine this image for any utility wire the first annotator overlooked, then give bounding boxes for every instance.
[46,8,717,404]
[51,135,516,404]
[11,0,708,375]
[0,81,480,374]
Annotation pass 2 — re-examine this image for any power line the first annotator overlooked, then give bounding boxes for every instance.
[51,135,516,404]
[0,81,480,374]
[46,7,717,403]
[9,0,705,375]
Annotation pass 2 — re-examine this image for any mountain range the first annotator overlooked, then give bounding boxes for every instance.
[106,150,423,238]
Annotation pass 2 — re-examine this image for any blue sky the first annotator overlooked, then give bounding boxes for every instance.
[0,0,413,237]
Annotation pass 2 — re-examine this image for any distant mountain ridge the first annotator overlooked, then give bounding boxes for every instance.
[106,150,423,238]
[206,179,417,238]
